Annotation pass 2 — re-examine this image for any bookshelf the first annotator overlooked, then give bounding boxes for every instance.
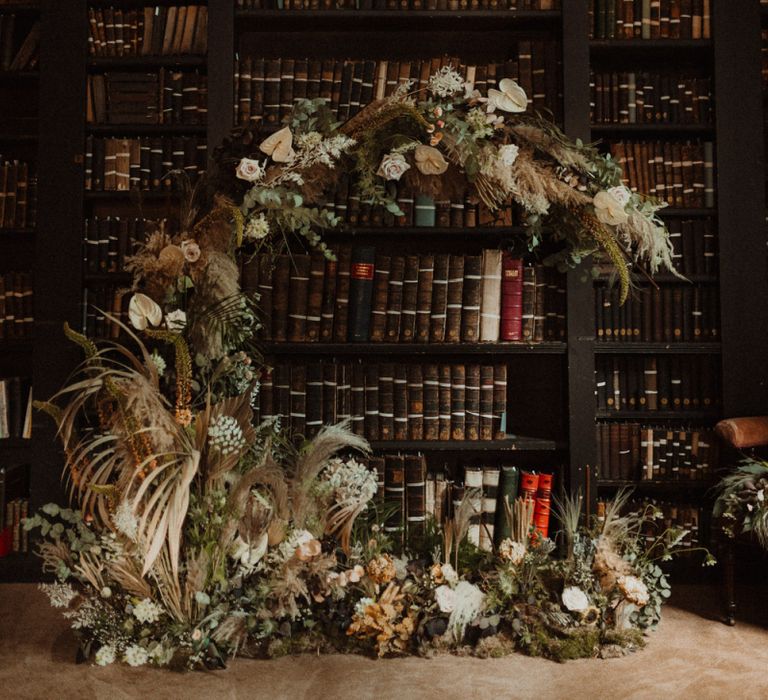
[1,0,767,581]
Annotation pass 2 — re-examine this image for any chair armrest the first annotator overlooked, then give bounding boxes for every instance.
[716,416,768,449]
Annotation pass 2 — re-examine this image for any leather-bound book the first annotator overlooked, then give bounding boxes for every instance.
[464,466,483,547]
[479,249,502,342]
[279,58,295,123]
[670,357,682,411]
[493,466,518,544]
[396,186,414,227]
[461,255,482,342]
[287,254,311,342]
[241,256,259,296]
[451,364,466,440]
[320,59,336,107]
[293,58,308,102]
[405,454,427,540]
[337,363,351,423]
[595,286,605,341]
[672,287,683,342]
[492,364,507,439]
[369,254,391,342]
[333,245,352,342]
[337,62,354,120]
[263,59,281,125]
[478,365,495,441]
[364,364,380,441]
[290,365,307,436]
[369,456,386,504]
[521,265,536,342]
[407,365,424,440]
[394,365,408,440]
[360,60,377,109]
[445,255,465,343]
[519,471,539,525]
[423,364,439,441]
[351,363,366,437]
[384,454,405,545]
[438,364,452,441]
[274,365,291,425]
[501,253,523,341]
[533,264,547,342]
[415,254,434,343]
[323,363,338,425]
[619,422,632,478]
[385,255,405,342]
[256,255,273,341]
[533,473,553,539]
[305,252,325,343]
[378,363,395,440]
[348,247,376,342]
[399,255,419,342]
[480,466,500,551]
[305,364,324,438]
[429,254,450,342]
[271,255,291,342]
[465,364,481,441]
[318,256,337,342]
[259,368,274,423]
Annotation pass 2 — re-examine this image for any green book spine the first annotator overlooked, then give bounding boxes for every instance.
[494,465,519,545]
[414,194,436,227]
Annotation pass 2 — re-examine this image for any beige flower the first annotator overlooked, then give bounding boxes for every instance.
[498,143,520,167]
[617,575,650,607]
[593,189,629,227]
[414,144,448,175]
[561,586,590,613]
[128,293,162,331]
[259,126,295,163]
[347,564,365,583]
[157,244,185,276]
[498,538,526,565]
[487,78,528,113]
[165,309,187,333]
[295,538,322,561]
[180,239,201,263]
[376,152,411,181]
[235,157,265,182]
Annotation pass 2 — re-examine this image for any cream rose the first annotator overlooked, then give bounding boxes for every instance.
[498,143,520,167]
[128,293,162,331]
[593,189,629,226]
[376,152,411,181]
[235,157,265,183]
[180,239,201,263]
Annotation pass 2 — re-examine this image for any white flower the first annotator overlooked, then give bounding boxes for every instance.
[376,152,411,182]
[113,500,138,541]
[441,563,459,585]
[148,351,166,376]
[123,644,149,667]
[259,126,295,163]
[498,538,526,565]
[208,414,246,455]
[498,143,520,167]
[295,131,323,151]
[486,78,528,113]
[95,645,116,666]
[244,212,270,241]
[354,597,374,616]
[607,185,632,207]
[235,157,265,183]
[322,457,378,506]
[447,581,486,642]
[562,586,590,613]
[39,582,77,608]
[427,66,466,98]
[617,575,650,607]
[593,189,629,227]
[165,309,187,333]
[180,239,201,263]
[128,293,162,331]
[230,532,268,569]
[759,490,765,502]
[100,586,112,599]
[132,598,163,624]
[347,564,365,583]
[435,584,457,613]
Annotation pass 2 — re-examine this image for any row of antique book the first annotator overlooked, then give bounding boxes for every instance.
[595,284,719,343]
[233,49,559,126]
[236,0,559,8]
[589,0,711,40]
[666,217,716,276]
[0,376,32,440]
[369,456,553,551]
[83,136,207,191]
[83,217,177,273]
[87,5,208,57]
[609,140,715,209]
[241,250,566,345]
[0,272,32,341]
[0,159,36,229]
[590,71,712,125]
[613,497,702,547]
[0,463,28,557]
[0,16,38,71]
[253,362,509,442]
[86,69,207,126]
[596,422,716,482]
[595,355,719,413]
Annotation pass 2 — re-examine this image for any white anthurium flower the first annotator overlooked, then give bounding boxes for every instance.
[128,293,162,331]
[486,78,528,113]
[562,586,590,613]
[259,126,295,163]
[593,189,630,227]
[165,309,187,333]
[414,144,449,175]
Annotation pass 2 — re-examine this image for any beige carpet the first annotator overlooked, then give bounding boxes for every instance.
[1,583,767,700]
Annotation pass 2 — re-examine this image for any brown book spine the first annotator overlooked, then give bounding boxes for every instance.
[289,365,307,436]
[445,255,465,343]
[369,254,391,342]
[429,253,450,342]
[333,246,352,342]
[384,455,405,544]
[405,454,427,540]
[319,258,338,342]
[385,256,405,341]
[461,255,482,342]
[521,265,536,341]
[287,255,311,342]
[423,363,440,441]
[393,365,409,440]
[351,363,366,437]
[415,254,434,343]
[378,363,394,440]
[465,364,481,441]
[533,264,546,343]
[438,364,452,441]
[364,364,380,441]
[492,364,507,440]
[399,255,419,342]
[305,251,325,342]
[337,363,351,423]
[305,364,324,438]
[323,362,337,425]
[271,255,290,342]
[407,364,424,440]
[451,364,466,440]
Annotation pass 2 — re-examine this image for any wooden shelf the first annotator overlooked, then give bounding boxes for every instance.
[84,190,183,201]
[0,552,43,584]
[86,124,206,136]
[590,39,713,53]
[261,341,567,356]
[658,208,717,217]
[595,410,720,422]
[84,272,132,284]
[591,123,716,136]
[596,273,718,284]
[368,437,566,452]
[88,56,207,70]
[326,225,527,238]
[0,71,38,82]
[597,479,716,496]
[593,342,721,354]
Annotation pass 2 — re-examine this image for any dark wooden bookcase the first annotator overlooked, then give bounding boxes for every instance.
[2,0,766,581]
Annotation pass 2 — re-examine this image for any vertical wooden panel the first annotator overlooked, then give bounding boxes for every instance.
[714,1,768,416]
[207,2,235,152]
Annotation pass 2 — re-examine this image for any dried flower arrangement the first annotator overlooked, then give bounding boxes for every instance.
[25,67,705,669]
[714,458,768,547]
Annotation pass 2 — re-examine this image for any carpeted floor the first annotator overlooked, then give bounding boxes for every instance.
[1,582,767,700]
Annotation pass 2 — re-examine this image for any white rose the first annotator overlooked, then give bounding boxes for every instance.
[498,143,520,167]
[180,239,201,263]
[128,293,162,331]
[607,185,632,207]
[434,584,457,613]
[593,189,629,227]
[165,309,187,333]
[561,586,590,613]
[376,152,411,181]
[235,157,265,183]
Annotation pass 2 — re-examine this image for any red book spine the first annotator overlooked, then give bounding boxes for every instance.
[533,473,554,539]
[519,470,540,526]
[501,253,523,341]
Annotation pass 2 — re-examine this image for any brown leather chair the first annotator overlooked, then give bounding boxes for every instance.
[715,416,768,625]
